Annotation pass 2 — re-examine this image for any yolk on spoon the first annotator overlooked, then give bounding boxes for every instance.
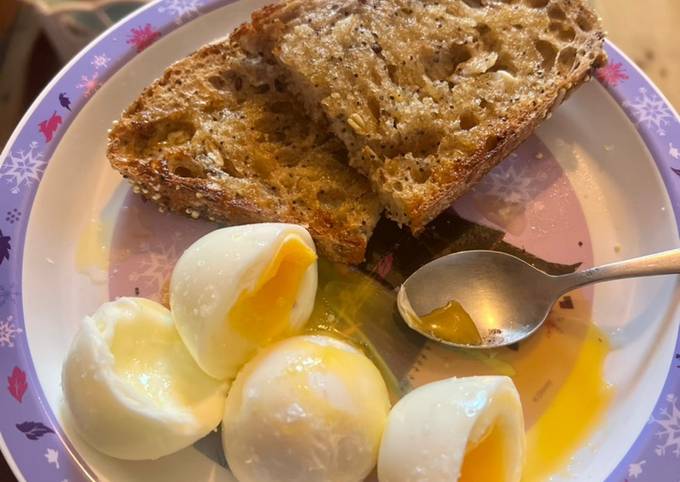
[308,261,613,482]
[412,300,483,346]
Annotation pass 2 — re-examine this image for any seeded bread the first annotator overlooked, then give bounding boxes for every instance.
[107,41,381,264]
[236,0,606,233]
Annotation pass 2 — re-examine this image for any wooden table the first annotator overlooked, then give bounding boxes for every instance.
[595,0,680,109]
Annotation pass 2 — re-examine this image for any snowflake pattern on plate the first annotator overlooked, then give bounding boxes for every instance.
[128,241,180,295]
[670,143,680,160]
[649,393,680,458]
[76,73,100,98]
[158,0,203,24]
[0,316,23,348]
[472,152,549,204]
[596,62,629,87]
[1,141,46,194]
[623,87,678,137]
[456,144,560,237]
[126,24,161,53]
[90,54,111,70]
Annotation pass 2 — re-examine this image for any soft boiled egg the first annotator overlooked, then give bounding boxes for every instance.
[61,298,227,460]
[170,224,318,380]
[378,376,525,482]
[222,335,391,482]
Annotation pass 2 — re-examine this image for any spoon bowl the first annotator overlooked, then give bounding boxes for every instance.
[397,249,680,349]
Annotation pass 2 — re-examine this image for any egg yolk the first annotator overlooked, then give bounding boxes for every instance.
[229,235,317,343]
[308,261,613,481]
[459,422,507,482]
[521,325,611,482]
[414,300,483,346]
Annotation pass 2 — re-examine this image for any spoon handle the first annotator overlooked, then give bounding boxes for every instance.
[553,248,680,293]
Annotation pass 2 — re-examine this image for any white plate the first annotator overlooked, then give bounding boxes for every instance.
[1,1,680,480]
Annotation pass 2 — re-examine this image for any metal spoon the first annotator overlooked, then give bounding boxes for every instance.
[397,249,680,349]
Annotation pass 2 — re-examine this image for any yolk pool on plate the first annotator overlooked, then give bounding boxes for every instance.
[459,422,508,482]
[520,324,611,482]
[307,261,612,481]
[76,218,110,275]
[229,235,316,343]
[412,300,482,346]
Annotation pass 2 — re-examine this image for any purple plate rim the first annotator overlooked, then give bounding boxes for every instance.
[0,1,679,480]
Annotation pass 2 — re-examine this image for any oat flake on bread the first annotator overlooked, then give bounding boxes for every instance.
[236,0,606,233]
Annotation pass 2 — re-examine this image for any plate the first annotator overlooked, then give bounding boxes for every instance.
[1,0,680,480]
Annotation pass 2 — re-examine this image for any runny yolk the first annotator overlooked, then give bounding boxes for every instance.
[229,235,317,344]
[308,262,613,481]
[75,219,109,273]
[521,325,612,482]
[459,422,507,482]
[414,300,483,346]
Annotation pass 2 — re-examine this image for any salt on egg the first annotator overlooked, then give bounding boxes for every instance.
[221,335,391,482]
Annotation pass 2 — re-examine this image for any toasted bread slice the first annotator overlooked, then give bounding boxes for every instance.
[107,41,381,264]
[236,0,606,233]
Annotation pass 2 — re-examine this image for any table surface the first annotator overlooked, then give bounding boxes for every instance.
[596,0,680,108]
[1,1,679,481]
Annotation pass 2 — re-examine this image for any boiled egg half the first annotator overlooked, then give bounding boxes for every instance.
[61,298,227,460]
[171,224,318,380]
[378,376,525,482]
[222,335,391,482]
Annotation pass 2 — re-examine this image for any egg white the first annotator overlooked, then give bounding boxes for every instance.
[170,223,318,380]
[61,298,227,460]
[222,335,391,482]
[378,376,525,482]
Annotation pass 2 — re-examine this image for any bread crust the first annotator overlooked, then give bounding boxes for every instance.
[107,41,381,264]
[239,0,607,233]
